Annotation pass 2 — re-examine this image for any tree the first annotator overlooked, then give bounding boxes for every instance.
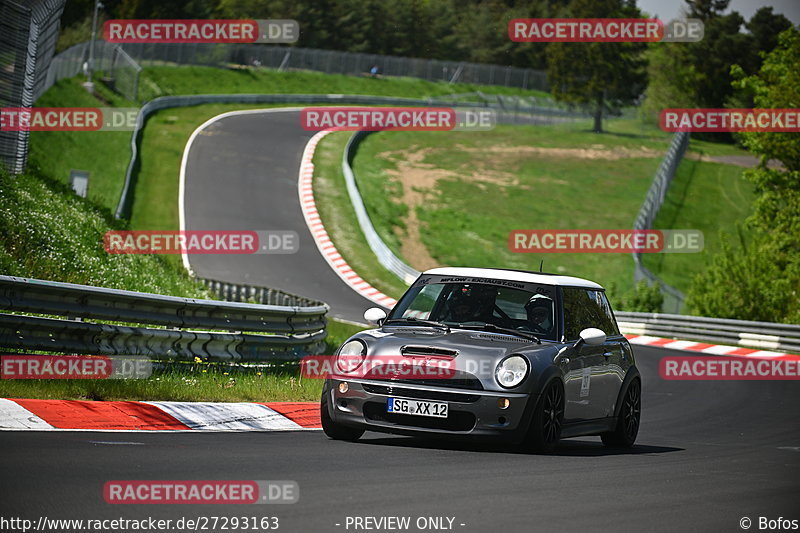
[639,42,695,124]
[683,0,730,20]
[545,0,648,133]
[688,28,800,323]
[746,7,792,69]
[641,2,792,125]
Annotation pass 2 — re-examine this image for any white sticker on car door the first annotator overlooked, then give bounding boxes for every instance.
[581,366,591,398]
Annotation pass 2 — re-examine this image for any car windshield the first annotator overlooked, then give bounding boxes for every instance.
[388,281,558,340]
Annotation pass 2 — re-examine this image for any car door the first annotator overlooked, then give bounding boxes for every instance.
[560,287,611,422]
[561,339,608,422]
[593,291,627,418]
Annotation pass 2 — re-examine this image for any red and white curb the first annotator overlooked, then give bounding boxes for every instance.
[298,130,397,310]
[0,398,321,432]
[624,334,799,360]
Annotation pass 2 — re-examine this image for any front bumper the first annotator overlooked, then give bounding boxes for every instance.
[325,378,536,441]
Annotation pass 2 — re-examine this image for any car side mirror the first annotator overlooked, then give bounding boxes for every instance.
[573,327,606,350]
[364,307,387,325]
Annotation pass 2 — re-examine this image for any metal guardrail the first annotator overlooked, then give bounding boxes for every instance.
[0,275,328,361]
[616,311,800,354]
[342,131,420,285]
[201,278,323,308]
[115,93,589,219]
[632,132,691,313]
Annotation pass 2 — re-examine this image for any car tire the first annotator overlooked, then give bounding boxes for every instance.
[321,397,365,442]
[601,378,641,448]
[524,380,564,454]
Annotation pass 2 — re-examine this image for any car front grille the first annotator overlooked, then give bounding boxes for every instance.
[362,384,481,403]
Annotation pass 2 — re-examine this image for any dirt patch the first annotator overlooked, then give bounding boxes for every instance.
[463,144,663,160]
[375,143,664,270]
[380,149,448,271]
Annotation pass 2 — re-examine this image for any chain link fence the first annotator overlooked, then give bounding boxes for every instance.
[632,131,690,313]
[0,0,66,174]
[111,42,549,92]
[44,40,142,102]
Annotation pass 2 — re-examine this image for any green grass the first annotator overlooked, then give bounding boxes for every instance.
[0,319,366,402]
[349,121,668,296]
[340,120,755,304]
[0,169,209,296]
[27,77,135,213]
[138,65,551,102]
[0,366,323,403]
[641,157,755,293]
[311,132,411,299]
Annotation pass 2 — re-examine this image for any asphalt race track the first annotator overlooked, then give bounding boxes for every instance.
[1,345,799,532]
[180,109,377,322]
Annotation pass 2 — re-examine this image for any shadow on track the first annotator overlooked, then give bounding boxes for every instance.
[349,434,683,457]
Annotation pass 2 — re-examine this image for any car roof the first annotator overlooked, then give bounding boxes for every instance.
[422,267,604,290]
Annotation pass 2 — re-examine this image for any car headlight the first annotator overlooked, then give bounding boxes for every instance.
[495,355,529,388]
[336,339,367,373]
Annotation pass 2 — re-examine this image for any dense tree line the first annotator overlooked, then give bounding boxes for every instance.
[641,0,792,123]
[59,0,577,68]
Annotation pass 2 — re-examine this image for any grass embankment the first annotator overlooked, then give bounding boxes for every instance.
[136,65,551,101]
[27,78,135,213]
[329,120,755,303]
[0,170,206,295]
[642,156,754,293]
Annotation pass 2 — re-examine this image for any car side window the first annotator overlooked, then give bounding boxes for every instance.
[596,291,621,336]
[562,288,618,340]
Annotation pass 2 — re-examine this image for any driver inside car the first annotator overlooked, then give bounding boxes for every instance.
[525,294,554,335]
[445,285,497,323]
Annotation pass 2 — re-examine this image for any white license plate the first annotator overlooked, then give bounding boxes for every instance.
[387,398,448,418]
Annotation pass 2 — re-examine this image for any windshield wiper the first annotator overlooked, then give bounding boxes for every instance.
[459,323,540,343]
[383,317,451,333]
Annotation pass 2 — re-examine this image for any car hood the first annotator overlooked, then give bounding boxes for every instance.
[344,326,562,391]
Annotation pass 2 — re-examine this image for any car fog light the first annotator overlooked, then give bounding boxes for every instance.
[498,398,510,410]
[338,382,349,393]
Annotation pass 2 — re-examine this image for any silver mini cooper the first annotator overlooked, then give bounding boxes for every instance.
[321,267,640,453]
